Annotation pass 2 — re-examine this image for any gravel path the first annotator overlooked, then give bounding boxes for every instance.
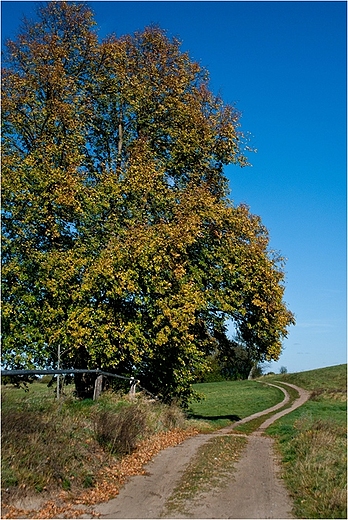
[94,382,310,519]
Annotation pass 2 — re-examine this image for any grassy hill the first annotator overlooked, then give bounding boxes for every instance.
[189,378,285,428]
[268,363,346,393]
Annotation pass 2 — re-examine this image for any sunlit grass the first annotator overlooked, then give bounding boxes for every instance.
[189,379,284,425]
[266,364,347,519]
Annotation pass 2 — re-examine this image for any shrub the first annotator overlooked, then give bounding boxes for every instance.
[93,396,187,455]
[93,401,148,455]
[163,403,186,429]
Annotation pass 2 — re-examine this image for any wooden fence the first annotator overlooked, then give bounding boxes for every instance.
[0,368,156,400]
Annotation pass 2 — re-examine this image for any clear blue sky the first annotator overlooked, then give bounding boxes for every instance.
[2,1,347,374]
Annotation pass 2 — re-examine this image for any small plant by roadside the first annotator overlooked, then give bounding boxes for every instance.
[93,402,148,455]
[92,397,186,455]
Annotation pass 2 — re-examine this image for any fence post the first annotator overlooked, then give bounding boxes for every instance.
[57,345,61,399]
[93,374,103,400]
[129,377,138,398]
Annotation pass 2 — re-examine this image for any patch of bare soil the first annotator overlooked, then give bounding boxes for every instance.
[94,383,309,519]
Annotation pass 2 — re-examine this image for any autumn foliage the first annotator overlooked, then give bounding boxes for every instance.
[1,2,294,404]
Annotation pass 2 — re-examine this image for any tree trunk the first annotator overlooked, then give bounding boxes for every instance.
[74,372,96,399]
[248,364,255,380]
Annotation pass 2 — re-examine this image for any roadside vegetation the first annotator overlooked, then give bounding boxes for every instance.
[264,364,347,519]
[1,381,189,518]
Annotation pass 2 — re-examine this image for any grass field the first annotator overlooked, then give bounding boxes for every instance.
[189,379,285,429]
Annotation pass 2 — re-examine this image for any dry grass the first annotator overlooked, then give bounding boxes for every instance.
[1,404,105,497]
[2,428,199,519]
[93,402,149,455]
[284,417,347,519]
[1,384,188,514]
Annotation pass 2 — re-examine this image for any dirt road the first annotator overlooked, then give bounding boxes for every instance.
[94,382,310,519]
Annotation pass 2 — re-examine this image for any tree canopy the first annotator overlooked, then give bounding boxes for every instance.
[1,2,295,405]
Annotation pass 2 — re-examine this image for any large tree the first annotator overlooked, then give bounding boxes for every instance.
[2,2,294,404]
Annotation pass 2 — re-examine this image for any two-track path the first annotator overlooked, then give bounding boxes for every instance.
[94,382,310,519]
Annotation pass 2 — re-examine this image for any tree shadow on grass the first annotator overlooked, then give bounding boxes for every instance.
[187,413,241,422]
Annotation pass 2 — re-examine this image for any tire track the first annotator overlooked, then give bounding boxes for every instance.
[171,383,310,519]
[94,382,310,519]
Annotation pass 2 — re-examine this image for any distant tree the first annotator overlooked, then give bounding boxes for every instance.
[195,353,226,383]
[2,2,295,405]
[280,366,288,374]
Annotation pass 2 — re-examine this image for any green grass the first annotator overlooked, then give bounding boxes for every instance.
[232,381,300,434]
[189,379,285,430]
[268,363,347,392]
[264,364,347,519]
